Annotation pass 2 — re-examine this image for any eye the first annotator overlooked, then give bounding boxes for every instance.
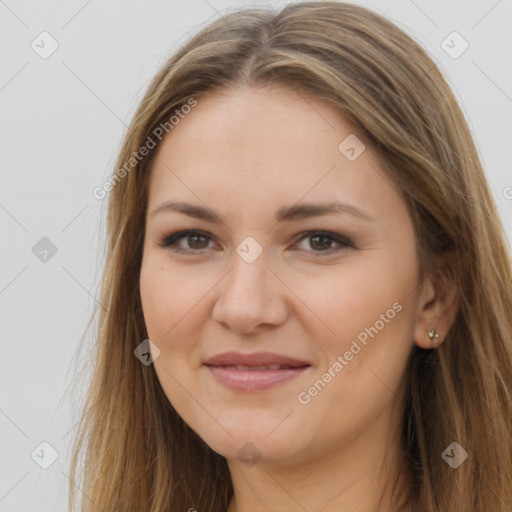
[157,229,353,256]
[157,230,216,254]
[292,230,353,255]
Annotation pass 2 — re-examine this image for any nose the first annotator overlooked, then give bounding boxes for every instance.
[211,248,289,335]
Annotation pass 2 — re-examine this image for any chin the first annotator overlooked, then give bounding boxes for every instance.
[190,412,308,466]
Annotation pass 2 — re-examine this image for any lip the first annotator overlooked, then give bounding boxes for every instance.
[204,351,311,367]
[203,351,312,391]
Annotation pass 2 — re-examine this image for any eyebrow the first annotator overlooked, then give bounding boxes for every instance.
[149,200,373,223]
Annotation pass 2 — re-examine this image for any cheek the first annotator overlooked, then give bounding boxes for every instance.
[139,258,203,413]
[292,264,416,443]
[140,261,170,341]
[289,255,419,417]
[291,258,415,348]
[139,256,204,342]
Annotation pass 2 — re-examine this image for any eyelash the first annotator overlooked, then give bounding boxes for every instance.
[157,229,353,256]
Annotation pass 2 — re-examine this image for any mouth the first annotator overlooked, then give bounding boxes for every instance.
[211,363,306,371]
[203,352,312,391]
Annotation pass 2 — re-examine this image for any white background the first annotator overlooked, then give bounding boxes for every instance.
[1,0,511,510]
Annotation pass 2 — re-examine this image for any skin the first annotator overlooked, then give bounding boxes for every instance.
[139,85,457,512]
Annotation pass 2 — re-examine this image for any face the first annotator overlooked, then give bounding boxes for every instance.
[139,85,422,468]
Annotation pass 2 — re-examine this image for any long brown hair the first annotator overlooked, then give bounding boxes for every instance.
[68,2,512,510]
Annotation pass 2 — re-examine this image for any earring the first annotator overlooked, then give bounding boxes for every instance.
[428,329,439,346]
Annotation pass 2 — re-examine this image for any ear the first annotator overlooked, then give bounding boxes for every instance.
[413,260,460,349]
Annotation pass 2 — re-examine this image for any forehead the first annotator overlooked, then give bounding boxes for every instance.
[146,85,404,225]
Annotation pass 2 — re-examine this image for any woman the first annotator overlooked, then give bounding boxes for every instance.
[69,2,512,511]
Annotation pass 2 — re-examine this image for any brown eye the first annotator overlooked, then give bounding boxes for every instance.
[187,234,209,249]
[159,230,214,253]
[309,234,335,251]
[294,231,353,255]
[158,229,353,256]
